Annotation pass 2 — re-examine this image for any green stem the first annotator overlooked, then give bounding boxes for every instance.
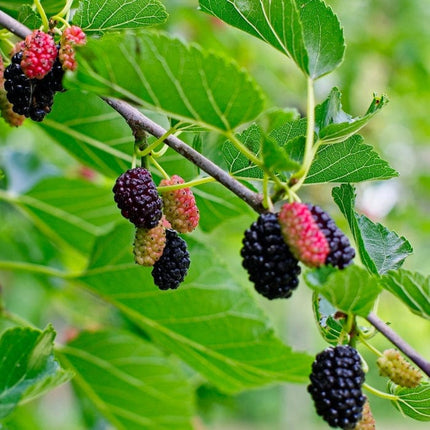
[0,309,37,328]
[51,16,69,28]
[54,0,74,19]
[157,176,215,192]
[0,260,74,279]
[139,127,177,158]
[262,174,273,211]
[358,329,383,357]
[363,383,399,401]
[151,144,169,158]
[225,131,263,168]
[290,77,317,192]
[34,0,49,31]
[149,156,169,180]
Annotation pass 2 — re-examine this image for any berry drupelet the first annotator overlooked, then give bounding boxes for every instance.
[152,229,190,290]
[113,167,163,229]
[241,212,301,300]
[308,345,366,429]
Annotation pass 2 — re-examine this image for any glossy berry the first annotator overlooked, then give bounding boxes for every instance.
[21,30,57,79]
[308,345,366,429]
[241,212,301,299]
[159,175,199,233]
[307,204,355,269]
[113,167,163,229]
[133,217,171,267]
[279,202,330,268]
[152,229,190,290]
[377,349,422,388]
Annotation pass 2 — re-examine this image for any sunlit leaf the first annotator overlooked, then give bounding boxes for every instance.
[70,32,264,131]
[333,184,413,274]
[381,269,430,320]
[73,0,168,32]
[75,223,313,393]
[61,330,194,430]
[389,382,430,421]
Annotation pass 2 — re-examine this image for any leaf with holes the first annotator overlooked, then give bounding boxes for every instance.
[69,32,264,131]
[333,184,413,275]
[74,223,313,393]
[199,0,345,79]
[73,0,168,32]
[380,269,430,320]
[60,330,194,430]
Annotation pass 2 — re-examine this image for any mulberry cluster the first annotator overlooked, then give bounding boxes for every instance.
[113,170,197,290]
[278,202,355,269]
[308,345,366,429]
[2,26,86,123]
[241,213,301,299]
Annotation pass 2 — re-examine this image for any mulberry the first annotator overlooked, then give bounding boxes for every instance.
[241,212,301,299]
[308,345,366,429]
[113,167,163,229]
[152,229,190,290]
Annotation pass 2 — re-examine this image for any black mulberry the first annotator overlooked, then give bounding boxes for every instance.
[308,345,366,429]
[307,204,355,269]
[241,212,301,300]
[152,229,190,290]
[113,167,163,229]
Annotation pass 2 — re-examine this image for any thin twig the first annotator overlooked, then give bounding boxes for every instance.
[367,312,430,377]
[103,97,264,213]
[0,10,31,38]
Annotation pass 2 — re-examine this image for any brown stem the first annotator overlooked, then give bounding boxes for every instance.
[103,98,264,212]
[367,312,430,377]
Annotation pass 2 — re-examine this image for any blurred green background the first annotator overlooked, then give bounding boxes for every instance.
[1,0,429,429]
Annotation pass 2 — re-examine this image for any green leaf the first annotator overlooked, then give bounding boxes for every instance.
[312,292,346,345]
[304,265,382,317]
[262,134,300,173]
[70,32,264,131]
[11,177,120,260]
[0,0,69,16]
[41,90,133,178]
[0,325,72,419]
[333,184,413,275]
[75,223,313,393]
[17,5,42,29]
[223,124,263,179]
[380,269,430,320]
[389,382,430,421]
[199,0,345,79]
[316,88,388,144]
[73,0,168,32]
[61,330,194,430]
[305,135,398,183]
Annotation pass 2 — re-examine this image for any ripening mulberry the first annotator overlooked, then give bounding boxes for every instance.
[59,26,86,72]
[279,202,355,269]
[308,345,366,429]
[354,398,375,430]
[21,30,57,79]
[377,349,422,388]
[113,167,163,229]
[133,217,171,266]
[151,229,190,290]
[279,202,330,267]
[159,175,199,233]
[241,213,301,299]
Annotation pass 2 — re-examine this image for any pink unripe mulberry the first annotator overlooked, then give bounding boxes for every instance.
[159,175,199,233]
[278,202,329,267]
[21,30,57,79]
